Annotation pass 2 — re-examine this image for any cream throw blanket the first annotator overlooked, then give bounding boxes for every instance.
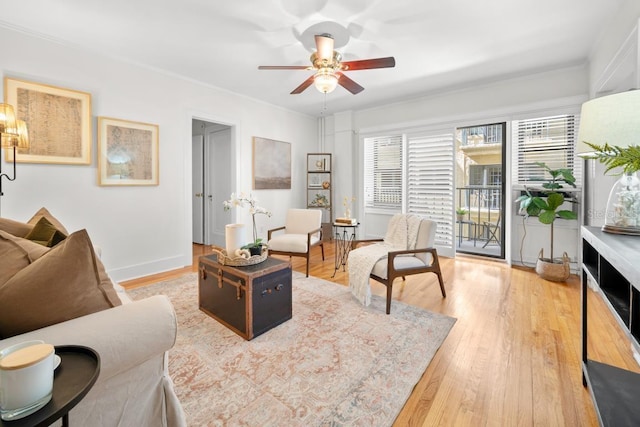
[348,214,422,306]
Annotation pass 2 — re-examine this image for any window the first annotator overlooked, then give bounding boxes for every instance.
[512,114,581,186]
[459,124,503,146]
[363,135,403,210]
[469,165,502,187]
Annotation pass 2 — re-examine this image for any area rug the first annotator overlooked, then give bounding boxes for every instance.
[128,272,456,426]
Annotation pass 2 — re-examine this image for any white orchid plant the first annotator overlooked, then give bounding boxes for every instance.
[223,192,272,249]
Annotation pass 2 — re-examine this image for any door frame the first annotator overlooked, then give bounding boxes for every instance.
[454,121,506,259]
[188,112,237,246]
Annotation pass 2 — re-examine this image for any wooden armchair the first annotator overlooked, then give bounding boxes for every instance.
[350,215,445,314]
[267,209,325,277]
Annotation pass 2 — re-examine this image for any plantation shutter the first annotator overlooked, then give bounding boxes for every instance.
[363,135,403,211]
[512,114,582,187]
[407,130,455,257]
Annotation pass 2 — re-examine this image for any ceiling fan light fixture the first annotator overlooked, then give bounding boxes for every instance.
[314,68,338,94]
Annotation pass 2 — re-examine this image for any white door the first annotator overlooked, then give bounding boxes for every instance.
[192,135,204,244]
[204,127,232,246]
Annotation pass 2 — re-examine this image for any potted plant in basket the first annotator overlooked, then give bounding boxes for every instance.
[223,192,272,256]
[515,162,578,282]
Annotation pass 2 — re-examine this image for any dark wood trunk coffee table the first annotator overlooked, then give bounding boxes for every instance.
[198,254,292,340]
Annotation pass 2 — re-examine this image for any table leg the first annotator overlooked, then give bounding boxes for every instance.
[62,413,69,427]
[332,227,357,278]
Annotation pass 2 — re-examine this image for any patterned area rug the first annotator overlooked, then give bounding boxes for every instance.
[128,272,456,426]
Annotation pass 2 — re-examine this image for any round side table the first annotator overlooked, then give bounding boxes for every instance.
[332,222,359,277]
[0,345,100,427]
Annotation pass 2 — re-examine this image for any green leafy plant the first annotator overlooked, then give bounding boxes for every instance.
[455,207,468,215]
[583,142,640,174]
[515,162,577,261]
[313,193,329,207]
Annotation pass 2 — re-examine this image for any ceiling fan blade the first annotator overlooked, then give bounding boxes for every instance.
[291,75,315,94]
[315,34,334,61]
[258,65,310,70]
[341,57,396,71]
[336,72,364,94]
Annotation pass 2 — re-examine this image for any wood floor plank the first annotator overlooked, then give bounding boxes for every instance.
[118,242,640,426]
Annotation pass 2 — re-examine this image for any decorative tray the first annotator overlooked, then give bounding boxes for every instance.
[212,248,268,266]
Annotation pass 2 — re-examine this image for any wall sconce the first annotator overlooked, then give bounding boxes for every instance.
[0,103,29,196]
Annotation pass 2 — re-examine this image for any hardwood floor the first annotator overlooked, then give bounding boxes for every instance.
[120,242,639,426]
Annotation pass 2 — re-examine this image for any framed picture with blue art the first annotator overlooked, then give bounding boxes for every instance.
[97,117,159,186]
[252,137,291,190]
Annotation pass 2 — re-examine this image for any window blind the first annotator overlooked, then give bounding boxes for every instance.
[406,131,455,249]
[363,135,403,210]
[512,114,582,187]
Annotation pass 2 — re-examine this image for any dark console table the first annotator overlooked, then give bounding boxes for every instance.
[581,226,640,426]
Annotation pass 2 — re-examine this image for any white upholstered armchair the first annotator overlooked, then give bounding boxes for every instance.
[348,214,445,314]
[267,209,325,277]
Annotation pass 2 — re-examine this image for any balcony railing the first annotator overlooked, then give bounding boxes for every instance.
[455,185,503,257]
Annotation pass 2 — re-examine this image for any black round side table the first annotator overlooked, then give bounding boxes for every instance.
[0,345,100,427]
[332,222,359,277]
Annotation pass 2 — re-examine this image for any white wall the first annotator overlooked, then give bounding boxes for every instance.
[0,26,317,281]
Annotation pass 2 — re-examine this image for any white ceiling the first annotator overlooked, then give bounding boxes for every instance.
[0,0,625,117]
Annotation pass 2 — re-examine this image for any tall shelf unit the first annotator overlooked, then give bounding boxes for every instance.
[307,153,332,240]
[581,226,640,426]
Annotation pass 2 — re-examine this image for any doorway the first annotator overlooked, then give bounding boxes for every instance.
[192,119,233,246]
[454,122,506,259]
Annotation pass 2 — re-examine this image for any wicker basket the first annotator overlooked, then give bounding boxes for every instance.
[212,248,268,267]
[535,249,570,282]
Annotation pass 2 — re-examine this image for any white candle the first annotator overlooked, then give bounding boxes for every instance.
[225,224,246,256]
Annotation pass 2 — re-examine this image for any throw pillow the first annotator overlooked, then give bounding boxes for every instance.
[0,230,48,286]
[27,207,70,236]
[24,217,67,247]
[0,217,33,238]
[0,229,119,338]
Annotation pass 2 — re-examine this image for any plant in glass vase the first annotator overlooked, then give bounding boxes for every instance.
[583,142,640,232]
[223,192,272,255]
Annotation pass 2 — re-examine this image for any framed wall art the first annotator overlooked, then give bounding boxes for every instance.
[252,137,291,190]
[4,77,92,164]
[98,117,159,186]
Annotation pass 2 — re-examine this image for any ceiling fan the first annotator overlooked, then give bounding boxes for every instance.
[258,33,395,95]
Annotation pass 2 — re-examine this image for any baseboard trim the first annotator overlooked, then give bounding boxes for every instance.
[108,255,191,283]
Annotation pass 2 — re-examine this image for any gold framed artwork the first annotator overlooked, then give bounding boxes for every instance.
[252,137,291,190]
[97,117,159,186]
[4,77,92,165]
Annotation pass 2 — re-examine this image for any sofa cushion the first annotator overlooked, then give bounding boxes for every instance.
[24,216,67,247]
[0,231,45,286]
[27,207,69,235]
[0,217,33,238]
[0,229,120,338]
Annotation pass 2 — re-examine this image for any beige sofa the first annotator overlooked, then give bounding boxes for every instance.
[0,209,186,426]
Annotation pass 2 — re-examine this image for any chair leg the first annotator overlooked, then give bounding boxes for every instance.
[305,254,309,277]
[436,272,446,298]
[320,242,325,261]
[386,284,393,315]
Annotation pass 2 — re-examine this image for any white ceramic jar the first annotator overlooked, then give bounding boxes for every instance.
[0,342,55,421]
